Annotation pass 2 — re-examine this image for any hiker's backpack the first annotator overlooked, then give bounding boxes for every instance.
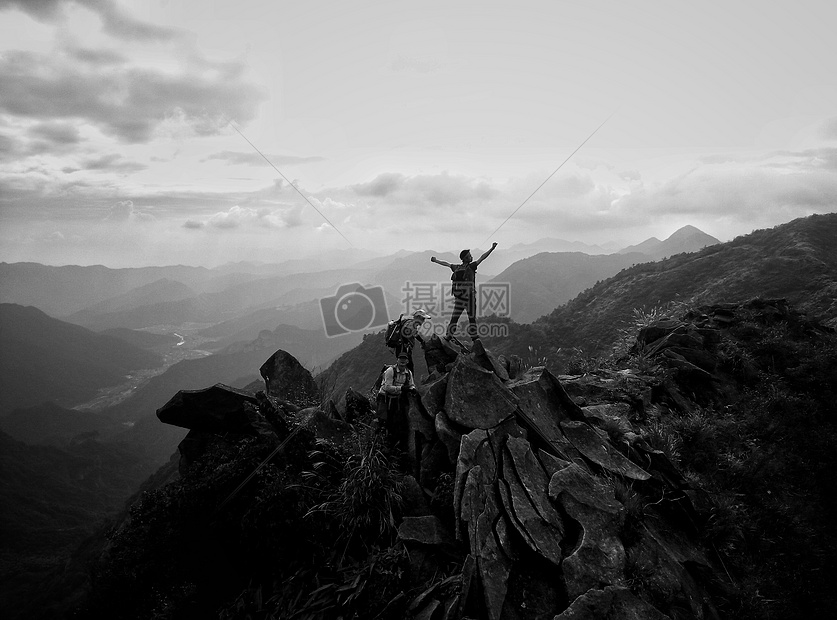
[451,264,470,298]
[371,364,394,396]
[384,314,404,349]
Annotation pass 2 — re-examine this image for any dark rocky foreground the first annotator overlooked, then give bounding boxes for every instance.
[70,299,836,619]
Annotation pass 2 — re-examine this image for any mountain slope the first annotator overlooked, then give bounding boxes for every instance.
[489,251,649,322]
[67,278,196,322]
[0,304,163,415]
[513,214,837,357]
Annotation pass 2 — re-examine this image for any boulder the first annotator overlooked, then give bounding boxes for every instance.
[473,481,513,620]
[435,410,463,464]
[508,367,584,424]
[555,586,669,620]
[417,374,448,418]
[471,339,510,381]
[295,407,352,443]
[259,350,319,404]
[398,515,455,547]
[157,383,258,433]
[423,334,459,374]
[344,387,372,422]
[549,464,626,600]
[560,421,651,481]
[445,356,518,430]
[498,446,563,566]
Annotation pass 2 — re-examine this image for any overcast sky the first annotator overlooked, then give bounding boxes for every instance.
[1,0,836,267]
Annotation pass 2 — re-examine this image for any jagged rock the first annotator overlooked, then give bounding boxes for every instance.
[445,356,518,430]
[435,410,463,464]
[343,387,371,423]
[581,402,633,425]
[661,349,716,381]
[259,350,318,404]
[502,354,524,380]
[322,398,342,421]
[412,599,441,620]
[537,449,572,478]
[419,441,450,489]
[157,383,258,433]
[407,393,437,481]
[401,474,432,517]
[295,407,352,443]
[424,334,459,374]
[548,462,622,514]
[474,482,512,620]
[665,345,717,372]
[418,374,448,417]
[255,391,290,436]
[460,465,487,552]
[627,521,721,620]
[560,421,651,481]
[498,447,563,567]
[505,437,565,535]
[554,585,669,620]
[508,367,593,466]
[549,463,626,600]
[398,515,455,547]
[243,402,279,439]
[454,429,488,540]
[471,339,510,381]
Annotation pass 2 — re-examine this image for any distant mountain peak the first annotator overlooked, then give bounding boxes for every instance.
[619,225,719,259]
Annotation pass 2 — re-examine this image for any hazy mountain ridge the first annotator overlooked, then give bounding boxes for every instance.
[67,278,197,323]
[490,251,649,322]
[618,224,720,259]
[501,214,837,358]
[0,304,163,416]
[0,429,157,619]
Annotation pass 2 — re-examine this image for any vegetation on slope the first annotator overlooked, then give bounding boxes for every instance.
[491,214,837,361]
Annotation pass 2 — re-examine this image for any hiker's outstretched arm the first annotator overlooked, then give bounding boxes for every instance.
[473,242,498,267]
[431,256,453,268]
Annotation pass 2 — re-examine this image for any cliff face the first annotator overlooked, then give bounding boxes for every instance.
[71,297,837,620]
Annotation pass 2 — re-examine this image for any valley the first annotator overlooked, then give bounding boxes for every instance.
[72,324,216,413]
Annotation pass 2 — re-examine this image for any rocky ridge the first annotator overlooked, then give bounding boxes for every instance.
[75,297,836,619]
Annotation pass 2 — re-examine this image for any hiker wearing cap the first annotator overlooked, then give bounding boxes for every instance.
[377,352,416,452]
[431,242,497,341]
[390,309,431,373]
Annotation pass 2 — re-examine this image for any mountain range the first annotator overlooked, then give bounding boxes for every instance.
[0,214,834,618]
[0,304,163,416]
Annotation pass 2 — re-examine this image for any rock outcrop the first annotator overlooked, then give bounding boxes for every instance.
[155,341,729,619]
[394,341,727,620]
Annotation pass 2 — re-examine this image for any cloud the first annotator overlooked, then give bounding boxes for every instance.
[29,121,82,145]
[820,117,837,140]
[350,172,498,209]
[67,46,126,66]
[0,49,267,143]
[0,0,178,41]
[203,205,305,230]
[105,199,154,222]
[205,151,325,167]
[183,219,204,229]
[80,153,146,173]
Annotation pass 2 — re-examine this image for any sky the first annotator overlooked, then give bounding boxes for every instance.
[1,0,836,268]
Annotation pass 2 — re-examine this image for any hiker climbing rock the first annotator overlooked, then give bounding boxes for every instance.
[431,243,497,341]
[376,352,416,452]
[385,309,430,373]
